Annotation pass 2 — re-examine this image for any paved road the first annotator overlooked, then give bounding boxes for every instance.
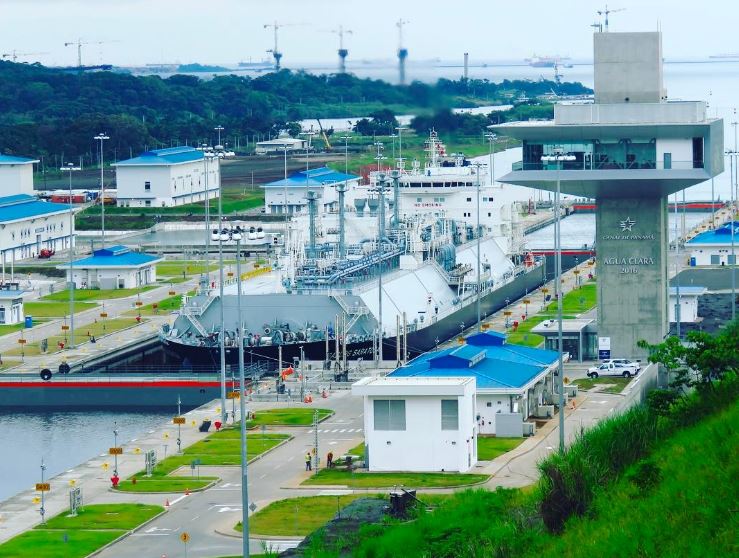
[95,391,364,558]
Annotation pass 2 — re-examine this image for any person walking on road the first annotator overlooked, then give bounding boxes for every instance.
[326,451,334,468]
[305,452,312,471]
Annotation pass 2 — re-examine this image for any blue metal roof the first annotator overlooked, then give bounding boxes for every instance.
[668,286,707,295]
[264,166,359,188]
[390,331,558,391]
[0,194,71,223]
[115,146,204,167]
[58,245,162,268]
[0,154,38,165]
[686,221,739,245]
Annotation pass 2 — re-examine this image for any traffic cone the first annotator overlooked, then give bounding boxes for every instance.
[185,488,190,496]
[165,499,170,508]
[322,390,328,399]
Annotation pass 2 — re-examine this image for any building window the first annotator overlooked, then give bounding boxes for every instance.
[486,401,492,407]
[145,200,152,207]
[441,399,459,430]
[466,197,472,202]
[416,197,422,202]
[374,399,406,431]
[144,181,151,191]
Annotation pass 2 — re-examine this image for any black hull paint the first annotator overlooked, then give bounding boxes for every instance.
[162,265,547,368]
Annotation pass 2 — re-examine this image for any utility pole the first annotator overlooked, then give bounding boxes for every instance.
[94,133,109,248]
[61,163,80,349]
[313,410,319,474]
[474,162,483,332]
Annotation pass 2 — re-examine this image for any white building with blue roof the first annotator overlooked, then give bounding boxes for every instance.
[57,245,162,289]
[0,153,38,196]
[388,330,559,436]
[263,166,360,215]
[685,221,738,266]
[114,146,219,208]
[0,194,74,273]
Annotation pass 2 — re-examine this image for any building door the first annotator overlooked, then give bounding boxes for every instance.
[663,152,672,170]
[562,337,580,360]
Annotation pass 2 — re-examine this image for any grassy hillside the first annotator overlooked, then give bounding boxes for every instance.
[300,377,737,557]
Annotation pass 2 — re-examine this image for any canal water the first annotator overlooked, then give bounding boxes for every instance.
[0,410,172,503]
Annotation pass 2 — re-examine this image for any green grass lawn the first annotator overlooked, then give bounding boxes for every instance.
[237,494,380,536]
[477,437,525,461]
[572,376,632,394]
[24,300,97,317]
[5,317,145,357]
[156,260,219,277]
[127,290,195,316]
[0,503,163,558]
[81,189,263,216]
[39,503,162,530]
[347,441,365,460]
[544,282,596,315]
[301,469,489,488]
[115,432,290,493]
[0,323,25,336]
[245,408,333,427]
[41,287,154,302]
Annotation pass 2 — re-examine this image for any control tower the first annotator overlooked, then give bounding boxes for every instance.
[493,32,724,357]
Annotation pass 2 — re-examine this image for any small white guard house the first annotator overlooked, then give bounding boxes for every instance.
[0,284,24,325]
[57,245,162,289]
[0,154,38,196]
[352,376,477,473]
[669,286,707,323]
[114,146,220,208]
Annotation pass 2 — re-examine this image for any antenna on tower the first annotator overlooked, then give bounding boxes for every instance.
[596,4,626,32]
[396,19,409,85]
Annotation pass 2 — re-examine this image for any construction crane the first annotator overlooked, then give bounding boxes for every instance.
[396,19,409,85]
[64,39,112,67]
[264,21,301,71]
[1,50,48,62]
[596,5,625,32]
[329,25,353,73]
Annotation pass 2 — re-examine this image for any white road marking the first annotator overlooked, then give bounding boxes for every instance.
[339,429,346,433]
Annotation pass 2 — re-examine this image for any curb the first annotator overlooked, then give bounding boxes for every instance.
[86,507,169,557]
[109,478,220,495]
[214,526,305,542]
[246,410,335,429]
[282,475,491,491]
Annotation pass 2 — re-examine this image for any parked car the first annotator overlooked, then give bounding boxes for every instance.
[587,361,640,379]
[602,358,641,370]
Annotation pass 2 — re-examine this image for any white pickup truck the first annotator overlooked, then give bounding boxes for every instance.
[587,360,641,379]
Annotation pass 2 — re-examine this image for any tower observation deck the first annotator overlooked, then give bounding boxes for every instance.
[493,31,724,357]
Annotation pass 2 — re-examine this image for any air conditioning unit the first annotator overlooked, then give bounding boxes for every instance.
[537,404,555,418]
[522,422,535,436]
[565,385,579,398]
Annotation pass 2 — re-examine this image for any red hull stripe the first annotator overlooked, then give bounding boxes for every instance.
[0,381,223,389]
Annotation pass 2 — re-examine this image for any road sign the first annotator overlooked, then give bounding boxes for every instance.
[109,447,123,455]
[227,391,240,399]
[180,532,190,543]
[173,417,186,425]
[249,502,257,513]
[35,483,50,492]
[598,337,611,360]
[145,449,157,476]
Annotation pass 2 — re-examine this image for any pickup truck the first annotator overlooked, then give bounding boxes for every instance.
[587,361,640,379]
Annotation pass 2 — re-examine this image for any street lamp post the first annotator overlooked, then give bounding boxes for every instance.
[485,131,497,187]
[473,162,485,332]
[94,133,109,249]
[395,126,408,171]
[233,225,250,558]
[727,150,737,321]
[215,125,224,150]
[61,163,80,349]
[375,174,389,362]
[113,421,119,477]
[541,150,575,454]
[203,153,216,290]
[214,176,228,426]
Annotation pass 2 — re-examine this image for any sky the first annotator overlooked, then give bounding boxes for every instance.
[0,0,735,68]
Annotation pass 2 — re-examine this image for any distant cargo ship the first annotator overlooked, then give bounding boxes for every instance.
[525,55,572,68]
[708,53,739,59]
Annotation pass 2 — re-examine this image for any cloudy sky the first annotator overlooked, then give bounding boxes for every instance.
[0,0,733,67]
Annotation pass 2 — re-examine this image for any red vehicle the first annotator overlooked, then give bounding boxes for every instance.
[38,249,55,259]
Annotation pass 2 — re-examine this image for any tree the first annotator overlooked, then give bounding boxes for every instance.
[638,320,739,391]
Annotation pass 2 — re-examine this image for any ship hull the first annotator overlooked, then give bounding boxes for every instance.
[161,264,547,368]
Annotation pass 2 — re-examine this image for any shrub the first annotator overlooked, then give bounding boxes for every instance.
[626,459,662,493]
[537,405,657,533]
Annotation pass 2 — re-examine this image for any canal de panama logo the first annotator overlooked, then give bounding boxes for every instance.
[619,216,636,232]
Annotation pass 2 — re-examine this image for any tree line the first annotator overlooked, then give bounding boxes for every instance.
[0,60,590,165]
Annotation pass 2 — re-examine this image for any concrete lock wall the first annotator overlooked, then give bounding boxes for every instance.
[596,197,669,358]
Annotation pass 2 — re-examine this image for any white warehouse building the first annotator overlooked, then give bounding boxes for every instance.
[352,376,478,473]
[114,146,220,208]
[0,154,38,196]
[57,245,162,290]
[0,194,74,275]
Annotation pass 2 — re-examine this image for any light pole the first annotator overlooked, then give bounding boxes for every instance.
[300,130,317,173]
[674,192,681,337]
[374,141,386,172]
[485,131,497,187]
[39,458,46,525]
[541,150,575,454]
[214,125,224,149]
[61,163,80,349]
[395,126,408,171]
[94,133,109,248]
[473,162,484,332]
[375,173,390,362]
[727,150,737,321]
[177,395,182,453]
[233,225,250,558]
[214,173,228,426]
[203,153,216,290]
[281,145,289,253]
